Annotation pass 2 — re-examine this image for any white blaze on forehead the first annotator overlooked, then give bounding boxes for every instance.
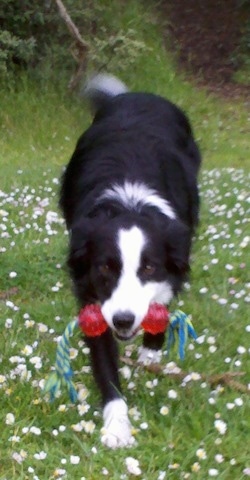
[99,181,176,220]
[101,226,173,332]
[119,226,145,274]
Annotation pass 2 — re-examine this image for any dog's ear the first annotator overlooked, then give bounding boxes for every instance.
[164,220,192,275]
[67,218,94,275]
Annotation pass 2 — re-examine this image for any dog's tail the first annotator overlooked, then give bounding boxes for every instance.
[84,73,128,112]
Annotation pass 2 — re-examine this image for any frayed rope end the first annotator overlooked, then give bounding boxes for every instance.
[44,319,79,403]
[168,310,197,360]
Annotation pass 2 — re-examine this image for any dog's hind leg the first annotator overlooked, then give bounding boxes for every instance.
[85,329,135,448]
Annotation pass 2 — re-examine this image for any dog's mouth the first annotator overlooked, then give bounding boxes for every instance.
[114,327,140,342]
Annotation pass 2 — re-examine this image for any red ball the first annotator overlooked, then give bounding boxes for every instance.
[78,304,108,337]
[141,303,169,334]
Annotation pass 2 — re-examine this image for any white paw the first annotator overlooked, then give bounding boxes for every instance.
[101,399,135,449]
[138,347,162,365]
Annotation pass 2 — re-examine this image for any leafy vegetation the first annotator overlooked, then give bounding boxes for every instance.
[232,19,250,85]
[0,0,153,84]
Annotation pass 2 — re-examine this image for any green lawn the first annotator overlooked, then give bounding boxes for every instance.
[0,3,249,479]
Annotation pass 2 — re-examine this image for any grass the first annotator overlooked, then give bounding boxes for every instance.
[0,1,249,479]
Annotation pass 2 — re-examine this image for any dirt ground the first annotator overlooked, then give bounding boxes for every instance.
[160,0,249,99]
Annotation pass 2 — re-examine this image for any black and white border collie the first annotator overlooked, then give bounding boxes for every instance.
[59,74,201,448]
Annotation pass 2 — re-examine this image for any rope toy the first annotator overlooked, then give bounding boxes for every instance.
[44,304,197,402]
[166,310,197,360]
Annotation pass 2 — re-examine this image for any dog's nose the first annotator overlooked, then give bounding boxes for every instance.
[113,312,135,330]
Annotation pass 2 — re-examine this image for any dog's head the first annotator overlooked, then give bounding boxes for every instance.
[68,215,191,340]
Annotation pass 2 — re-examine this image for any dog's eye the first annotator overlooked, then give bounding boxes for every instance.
[98,264,110,275]
[142,264,155,276]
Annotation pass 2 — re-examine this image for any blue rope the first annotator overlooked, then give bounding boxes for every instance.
[167,310,197,360]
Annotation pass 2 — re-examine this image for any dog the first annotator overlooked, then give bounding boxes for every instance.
[59,74,201,448]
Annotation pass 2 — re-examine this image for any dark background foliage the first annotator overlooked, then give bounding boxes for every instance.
[0,0,151,83]
[0,0,249,92]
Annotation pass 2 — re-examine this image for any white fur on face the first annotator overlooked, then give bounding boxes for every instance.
[100,181,176,220]
[101,226,173,337]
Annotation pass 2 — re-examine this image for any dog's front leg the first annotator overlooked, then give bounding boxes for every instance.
[138,332,165,364]
[85,328,135,448]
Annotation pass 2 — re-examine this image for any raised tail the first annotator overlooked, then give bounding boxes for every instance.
[84,73,128,112]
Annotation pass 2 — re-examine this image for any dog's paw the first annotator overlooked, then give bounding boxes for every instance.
[101,421,135,449]
[138,347,162,365]
[101,399,135,449]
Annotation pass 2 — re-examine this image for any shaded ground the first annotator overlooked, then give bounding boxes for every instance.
[161,0,249,98]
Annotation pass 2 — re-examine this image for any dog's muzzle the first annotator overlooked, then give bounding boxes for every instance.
[112,311,136,340]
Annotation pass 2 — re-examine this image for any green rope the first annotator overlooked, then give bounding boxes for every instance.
[44,318,79,403]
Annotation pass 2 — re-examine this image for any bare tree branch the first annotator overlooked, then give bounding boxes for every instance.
[121,357,250,395]
[55,0,88,49]
[54,0,89,89]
